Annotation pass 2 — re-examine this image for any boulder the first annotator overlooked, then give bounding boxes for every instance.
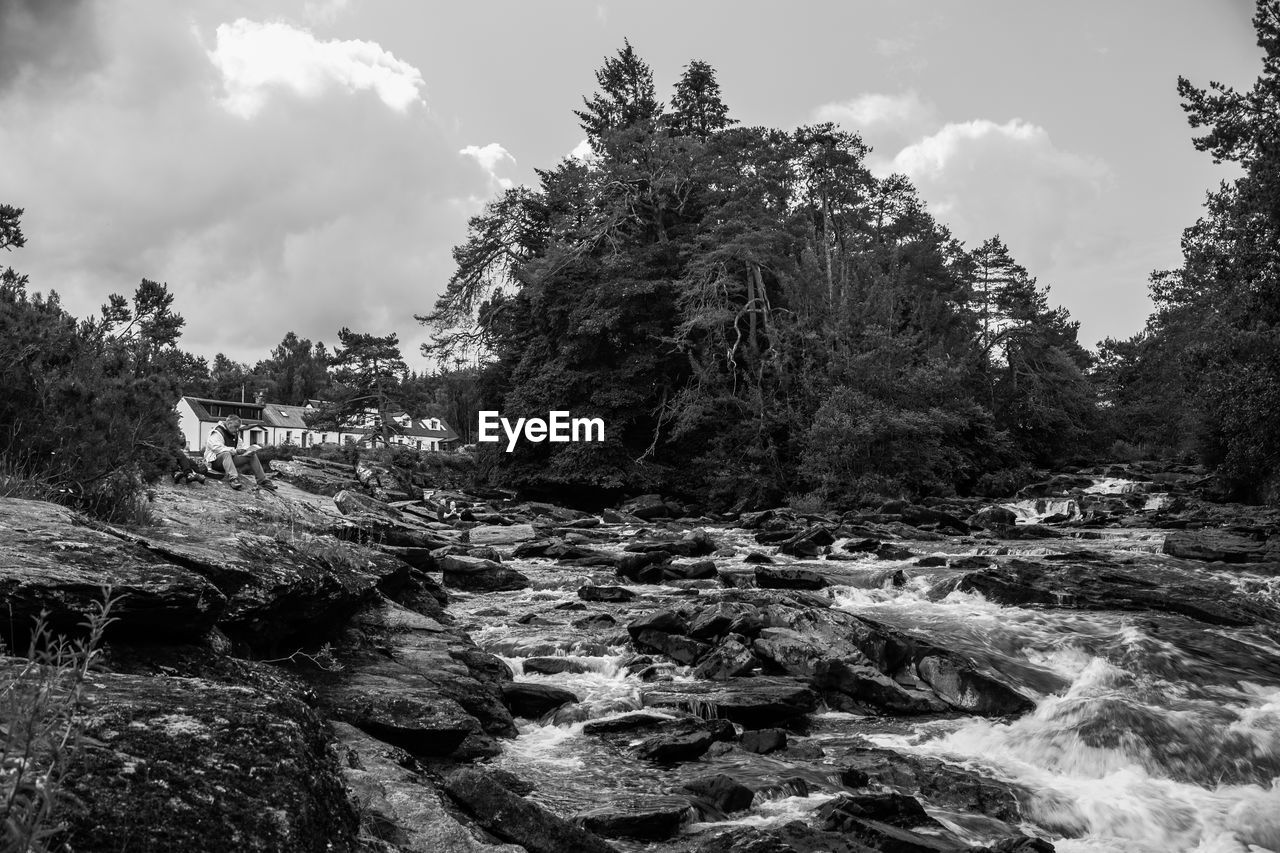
[840,747,1025,824]
[755,566,829,590]
[634,717,728,762]
[441,555,530,592]
[817,792,937,831]
[1163,529,1267,563]
[633,629,711,666]
[524,657,591,676]
[468,524,538,546]
[643,678,818,728]
[692,637,757,680]
[502,682,579,718]
[968,506,1018,529]
[0,498,225,643]
[58,667,358,852]
[575,796,692,841]
[335,488,402,520]
[739,728,787,755]
[577,584,635,603]
[681,774,755,814]
[443,769,616,853]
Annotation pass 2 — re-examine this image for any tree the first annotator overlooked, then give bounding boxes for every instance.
[574,39,663,157]
[306,329,408,446]
[669,60,735,139]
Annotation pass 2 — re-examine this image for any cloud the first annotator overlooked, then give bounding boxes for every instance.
[460,142,516,191]
[0,3,494,366]
[814,91,935,136]
[891,118,1111,272]
[303,0,352,26]
[0,0,102,91]
[207,18,426,118]
[568,138,598,164]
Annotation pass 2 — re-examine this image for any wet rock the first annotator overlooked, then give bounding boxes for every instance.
[968,505,1018,529]
[627,609,689,637]
[634,717,727,762]
[335,488,402,520]
[755,566,830,590]
[666,559,719,580]
[524,657,591,676]
[615,550,673,582]
[843,537,882,553]
[899,506,969,534]
[578,584,636,602]
[0,498,225,643]
[739,728,787,754]
[688,602,758,641]
[634,629,711,665]
[1162,529,1267,563]
[60,667,358,853]
[468,523,537,545]
[574,613,619,630]
[443,768,617,853]
[695,821,866,853]
[442,555,531,592]
[681,774,755,814]
[692,637,757,680]
[643,678,818,728]
[837,817,958,852]
[334,722,519,853]
[916,654,1035,716]
[778,525,836,557]
[318,662,479,756]
[816,659,948,715]
[818,792,937,830]
[840,747,1025,824]
[744,551,775,564]
[502,682,579,718]
[575,796,692,841]
[582,711,671,735]
[877,545,917,560]
[954,559,1270,627]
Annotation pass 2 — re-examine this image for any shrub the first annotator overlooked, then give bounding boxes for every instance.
[1,591,120,853]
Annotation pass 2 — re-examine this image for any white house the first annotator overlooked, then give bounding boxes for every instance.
[176,396,459,453]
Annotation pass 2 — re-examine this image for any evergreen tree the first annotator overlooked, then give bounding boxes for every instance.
[306,329,409,446]
[669,60,735,138]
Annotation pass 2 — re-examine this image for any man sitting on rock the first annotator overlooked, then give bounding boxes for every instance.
[204,414,277,491]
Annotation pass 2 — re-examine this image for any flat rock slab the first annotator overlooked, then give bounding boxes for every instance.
[1163,529,1267,563]
[642,677,818,728]
[0,498,225,641]
[575,796,692,841]
[444,769,617,853]
[468,523,537,545]
[53,666,358,852]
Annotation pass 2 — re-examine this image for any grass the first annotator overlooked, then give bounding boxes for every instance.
[1,591,120,853]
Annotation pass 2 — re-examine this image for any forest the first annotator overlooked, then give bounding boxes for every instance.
[3,4,1279,513]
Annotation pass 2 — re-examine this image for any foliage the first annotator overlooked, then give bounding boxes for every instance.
[1,591,119,853]
[304,329,409,446]
[0,220,193,522]
[420,43,1098,507]
[1098,0,1280,501]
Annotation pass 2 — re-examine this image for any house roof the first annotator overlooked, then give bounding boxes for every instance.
[179,396,265,425]
[260,404,310,429]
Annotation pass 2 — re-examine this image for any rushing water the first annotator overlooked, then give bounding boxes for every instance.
[455,483,1280,852]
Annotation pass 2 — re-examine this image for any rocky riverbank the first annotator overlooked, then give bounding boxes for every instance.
[2,458,1277,852]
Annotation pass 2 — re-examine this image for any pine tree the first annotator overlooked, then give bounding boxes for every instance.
[669,60,735,138]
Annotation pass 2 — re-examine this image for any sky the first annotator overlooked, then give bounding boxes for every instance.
[0,0,1261,368]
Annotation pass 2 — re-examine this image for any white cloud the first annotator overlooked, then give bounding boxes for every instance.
[891,118,1110,272]
[568,138,598,164]
[814,91,935,137]
[303,0,352,26]
[207,18,425,118]
[460,142,516,191]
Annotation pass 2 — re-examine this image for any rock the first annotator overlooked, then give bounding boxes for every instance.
[634,717,724,762]
[443,769,617,853]
[876,545,916,560]
[579,584,636,602]
[319,662,480,756]
[778,525,836,557]
[335,488,402,520]
[665,559,719,580]
[841,747,1025,825]
[692,637,757,680]
[582,711,671,735]
[627,609,689,637]
[1163,529,1267,563]
[969,505,1019,529]
[633,629,711,666]
[502,682,579,718]
[334,722,521,853]
[688,602,757,641]
[836,817,958,853]
[575,796,691,841]
[643,678,818,728]
[817,792,937,831]
[681,774,755,815]
[743,551,774,564]
[468,523,537,545]
[739,728,787,754]
[916,654,1035,716]
[441,555,531,592]
[843,537,882,553]
[524,657,591,676]
[755,566,830,590]
[915,556,948,567]
[58,667,359,852]
[0,498,225,643]
[615,550,673,581]
[621,495,680,520]
[899,505,970,534]
[815,659,948,715]
[573,613,618,630]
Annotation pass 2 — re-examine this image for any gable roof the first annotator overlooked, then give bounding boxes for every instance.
[179,396,265,424]
[260,404,309,429]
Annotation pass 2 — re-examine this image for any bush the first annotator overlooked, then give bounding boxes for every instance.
[1,591,119,853]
